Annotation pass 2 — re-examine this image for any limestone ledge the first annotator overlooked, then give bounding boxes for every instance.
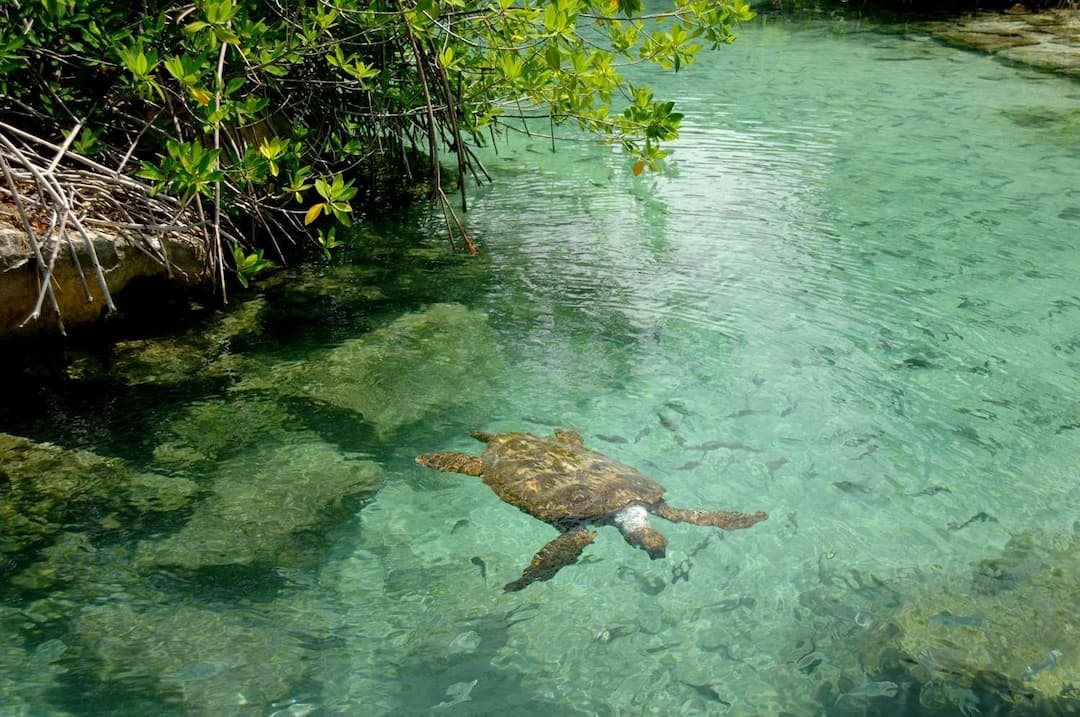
[926,8,1080,78]
[0,224,209,339]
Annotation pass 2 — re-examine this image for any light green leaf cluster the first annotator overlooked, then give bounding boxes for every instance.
[398,0,754,167]
[1,0,751,275]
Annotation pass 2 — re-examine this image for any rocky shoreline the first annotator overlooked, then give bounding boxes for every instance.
[0,223,210,340]
[925,6,1080,79]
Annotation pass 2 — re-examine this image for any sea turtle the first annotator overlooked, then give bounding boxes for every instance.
[417,428,768,592]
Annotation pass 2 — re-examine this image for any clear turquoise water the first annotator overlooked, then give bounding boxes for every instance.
[2,15,1080,717]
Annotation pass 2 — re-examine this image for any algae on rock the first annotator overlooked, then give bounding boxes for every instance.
[887,530,1079,702]
[75,601,311,715]
[151,393,295,469]
[62,296,267,387]
[241,302,503,439]
[136,438,382,570]
[0,432,199,562]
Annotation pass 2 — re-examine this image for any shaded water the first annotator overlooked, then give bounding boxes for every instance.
[3,15,1080,717]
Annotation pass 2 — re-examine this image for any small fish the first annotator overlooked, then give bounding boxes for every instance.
[796,650,826,674]
[909,485,951,497]
[678,460,701,471]
[522,414,559,426]
[595,625,636,644]
[947,511,997,531]
[930,611,986,629]
[893,356,934,369]
[269,703,318,717]
[616,566,665,595]
[687,534,714,558]
[595,433,628,444]
[451,518,470,534]
[1024,649,1062,681]
[780,400,798,417]
[166,660,226,682]
[944,685,979,716]
[663,400,692,416]
[680,681,732,706]
[727,408,762,419]
[658,413,679,432]
[470,556,487,581]
[835,677,899,703]
[766,457,789,475]
[703,596,755,613]
[784,512,799,535]
[644,641,683,654]
[714,643,756,670]
[32,638,68,664]
[833,480,870,494]
[691,440,761,453]
[856,443,879,459]
[633,426,651,443]
[431,679,477,710]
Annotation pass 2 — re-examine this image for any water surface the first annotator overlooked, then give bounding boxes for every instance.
[2,15,1079,717]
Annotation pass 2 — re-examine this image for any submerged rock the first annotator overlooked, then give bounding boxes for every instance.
[75,601,310,715]
[242,302,502,439]
[857,529,1080,708]
[0,432,199,563]
[152,393,295,469]
[135,439,381,570]
[62,296,267,387]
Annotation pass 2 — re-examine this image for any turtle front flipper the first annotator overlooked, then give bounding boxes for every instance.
[416,452,483,476]
[654,504,768,530]
[504,526,597,592]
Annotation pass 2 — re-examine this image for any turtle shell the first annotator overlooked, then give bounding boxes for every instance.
[478,431,665,524]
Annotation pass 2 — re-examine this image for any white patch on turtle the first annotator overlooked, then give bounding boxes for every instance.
[612,504,650,534]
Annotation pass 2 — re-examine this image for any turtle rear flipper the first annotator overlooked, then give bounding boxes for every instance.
[416,452,483,476]
[654,504,767,530]
[504,527,597,592]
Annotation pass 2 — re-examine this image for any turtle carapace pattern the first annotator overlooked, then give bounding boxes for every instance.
[417,428,768,592]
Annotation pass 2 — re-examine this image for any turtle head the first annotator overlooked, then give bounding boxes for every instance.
[629,527,667,559]
[612,504,667,559]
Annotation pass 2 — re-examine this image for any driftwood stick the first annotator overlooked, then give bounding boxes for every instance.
[114,202,172,276]
[437,187,477,255]
[400,3,449,248]
[60,209,95,303]
[0,148,64,332]
[27,211,66,321]
[0,132,116,313]
[212,37,229,302]
[428,37,469,212]
[70,214,116,313]
[46,117,87,174]
[115,107,163,176]
[0,122,166,197]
